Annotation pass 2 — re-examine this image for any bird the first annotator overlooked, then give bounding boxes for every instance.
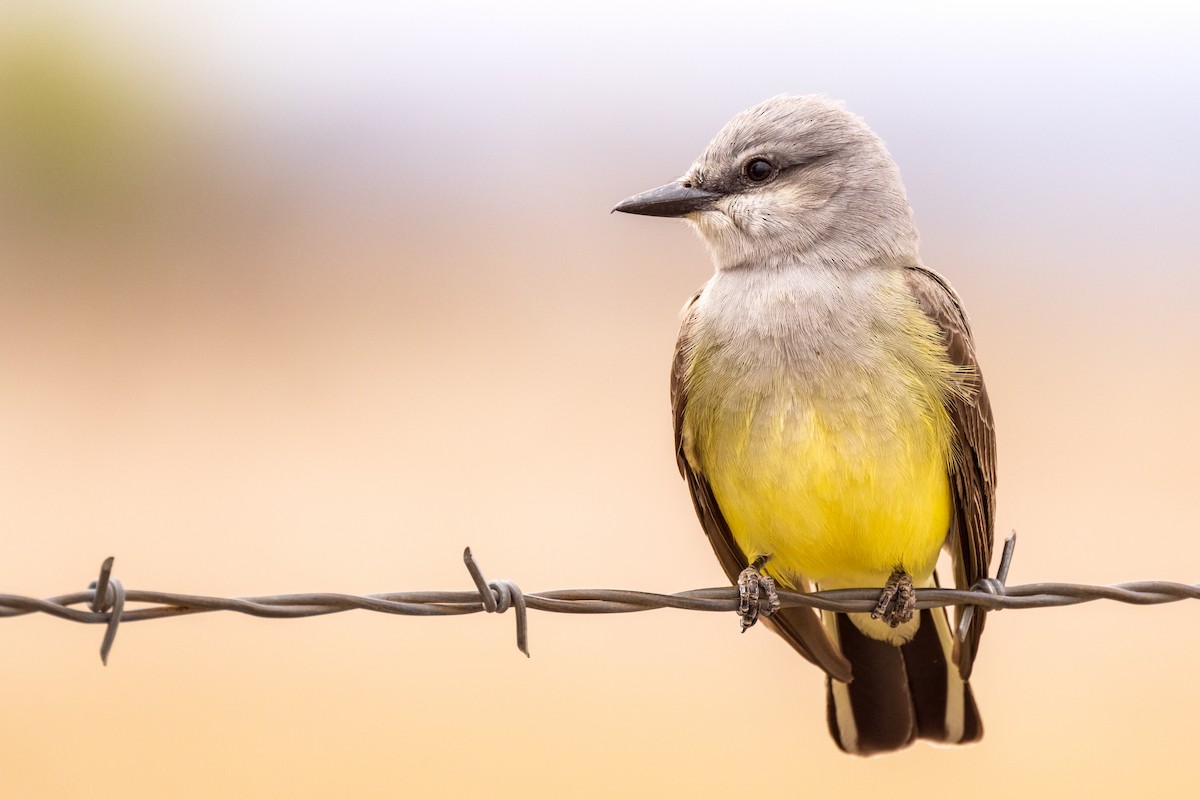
[613,95,996,755]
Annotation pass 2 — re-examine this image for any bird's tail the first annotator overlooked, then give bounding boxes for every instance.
[823,605,982,755]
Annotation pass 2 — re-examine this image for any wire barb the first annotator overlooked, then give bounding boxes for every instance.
[463,548,529,657]
[87,556,125,665]
[958,532,1017,643]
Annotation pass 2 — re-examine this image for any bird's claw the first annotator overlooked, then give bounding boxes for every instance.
[737,558,780,632]
[871,567,915,628]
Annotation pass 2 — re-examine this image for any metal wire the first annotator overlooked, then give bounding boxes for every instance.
[3,535,1198,665]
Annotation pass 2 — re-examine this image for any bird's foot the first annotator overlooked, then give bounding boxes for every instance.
[737,556,780,632]
[871,568,915,628]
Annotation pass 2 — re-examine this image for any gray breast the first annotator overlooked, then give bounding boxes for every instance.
[693,265,907,387]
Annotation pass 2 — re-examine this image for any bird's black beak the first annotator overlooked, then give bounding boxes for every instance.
[612,181,721,218]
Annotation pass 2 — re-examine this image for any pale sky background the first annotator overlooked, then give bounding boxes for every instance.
[1,2,1198,797]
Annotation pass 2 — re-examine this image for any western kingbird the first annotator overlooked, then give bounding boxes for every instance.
[614,95,996,755]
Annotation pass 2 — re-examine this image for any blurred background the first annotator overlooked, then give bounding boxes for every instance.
[1,1,1198,796]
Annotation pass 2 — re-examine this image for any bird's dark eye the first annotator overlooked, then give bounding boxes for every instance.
[743,158,775,182]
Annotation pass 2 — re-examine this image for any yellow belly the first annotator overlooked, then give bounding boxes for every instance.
[699,400,952,590]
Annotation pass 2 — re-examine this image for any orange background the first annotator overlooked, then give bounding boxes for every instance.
[1,3,1198,797]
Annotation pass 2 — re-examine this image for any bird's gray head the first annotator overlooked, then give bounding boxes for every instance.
[614,95,919,271]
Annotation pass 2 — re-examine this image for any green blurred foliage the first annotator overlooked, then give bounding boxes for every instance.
[0,17,162,223]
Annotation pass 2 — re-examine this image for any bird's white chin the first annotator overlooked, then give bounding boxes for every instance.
[687,210,760,272]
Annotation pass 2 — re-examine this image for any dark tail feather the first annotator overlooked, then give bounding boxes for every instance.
[825,609,982,756]
[902,608,983,743]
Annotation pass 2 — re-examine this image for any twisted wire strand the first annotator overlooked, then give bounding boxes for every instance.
[2,537,1197,665]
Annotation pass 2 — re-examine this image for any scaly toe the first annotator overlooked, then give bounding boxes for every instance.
[872,568,915,627]
[736,559,778,632]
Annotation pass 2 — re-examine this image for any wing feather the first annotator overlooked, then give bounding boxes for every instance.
[904,266,997,679]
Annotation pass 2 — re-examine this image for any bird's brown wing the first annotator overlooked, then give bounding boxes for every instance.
[904,265,997,680]
[671,290,852,683]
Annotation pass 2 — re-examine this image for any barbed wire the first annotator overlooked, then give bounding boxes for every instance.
[2,535,1198,666]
